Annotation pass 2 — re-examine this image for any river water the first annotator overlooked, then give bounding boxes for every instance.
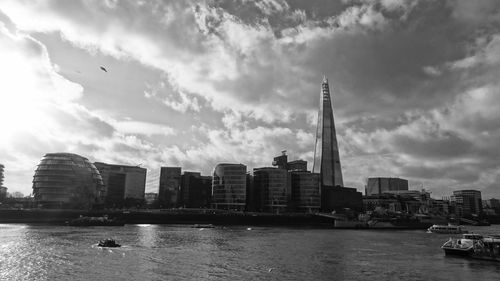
[1,224,499,281]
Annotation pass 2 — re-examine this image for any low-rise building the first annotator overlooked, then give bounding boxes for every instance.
[365,177,409,196]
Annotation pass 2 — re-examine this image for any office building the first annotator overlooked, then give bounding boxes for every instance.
[451,190,483,217]
[180,172,212,208]
[158,167,181,208]
[212,163,247,210]
[253,167,291,213]
[94,162,147,207]
[32,153,104,209]
[365,177,409,196]
[483,198,500,209]
[290,171,320,213]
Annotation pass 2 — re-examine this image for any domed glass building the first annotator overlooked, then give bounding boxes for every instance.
[32,153,104,209]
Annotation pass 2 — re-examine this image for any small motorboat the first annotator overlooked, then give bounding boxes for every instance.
[98,238,121,248]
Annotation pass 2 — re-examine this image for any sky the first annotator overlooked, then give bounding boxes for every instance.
[1,0,500,199]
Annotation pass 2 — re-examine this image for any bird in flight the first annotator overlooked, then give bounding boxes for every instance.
[100,66,108,72]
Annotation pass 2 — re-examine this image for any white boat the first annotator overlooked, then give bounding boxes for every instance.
[427,224,467,234]
[441,234,500,261]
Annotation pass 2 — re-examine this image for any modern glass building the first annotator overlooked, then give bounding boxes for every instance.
[180,172,212,208]
[290,171,320,213]
[32,153,104,209]
[311,77,363,212]
[212,163,247,210]
[312,76,344,188]
[253,167,290,213]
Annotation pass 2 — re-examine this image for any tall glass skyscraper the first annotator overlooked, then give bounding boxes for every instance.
[313,76,344,188]
[312,77,362,212]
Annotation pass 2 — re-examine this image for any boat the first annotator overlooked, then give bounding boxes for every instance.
[67,215,125,226]
[427,224,467,234]
[98,238,121,248]
[334,219,368,229]
[441,234,500,261]
[192,224,215,228]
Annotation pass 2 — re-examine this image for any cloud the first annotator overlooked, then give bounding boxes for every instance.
[112,120,175,137]
[1,1,500,200]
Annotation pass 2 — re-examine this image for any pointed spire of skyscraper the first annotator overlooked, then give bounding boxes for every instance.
[313,76,344,187]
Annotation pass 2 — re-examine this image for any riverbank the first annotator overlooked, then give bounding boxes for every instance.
[0,209,334,227]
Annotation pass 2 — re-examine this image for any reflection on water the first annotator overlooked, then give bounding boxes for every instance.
[1,224,500,280]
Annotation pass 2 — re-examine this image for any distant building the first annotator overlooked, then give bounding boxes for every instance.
[180,172,212,208]
[94,162,147,207]
[483,198,500,209]
[253,167,291,213]
[363,194,402,213]
[144,192,158,205]
[322,186,363,212]
[0,164,6,202]
[0,186,7,201]
[430,199,450,216]
[0,163,4,187]
[451,190,483,217]
[365,177,409,196]
[212,163,247,210]
[33,153,104,209]
[290,171,320,213]
[158,167,181,208]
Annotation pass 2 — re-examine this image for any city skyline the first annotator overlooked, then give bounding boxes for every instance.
[1,1,500,199]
